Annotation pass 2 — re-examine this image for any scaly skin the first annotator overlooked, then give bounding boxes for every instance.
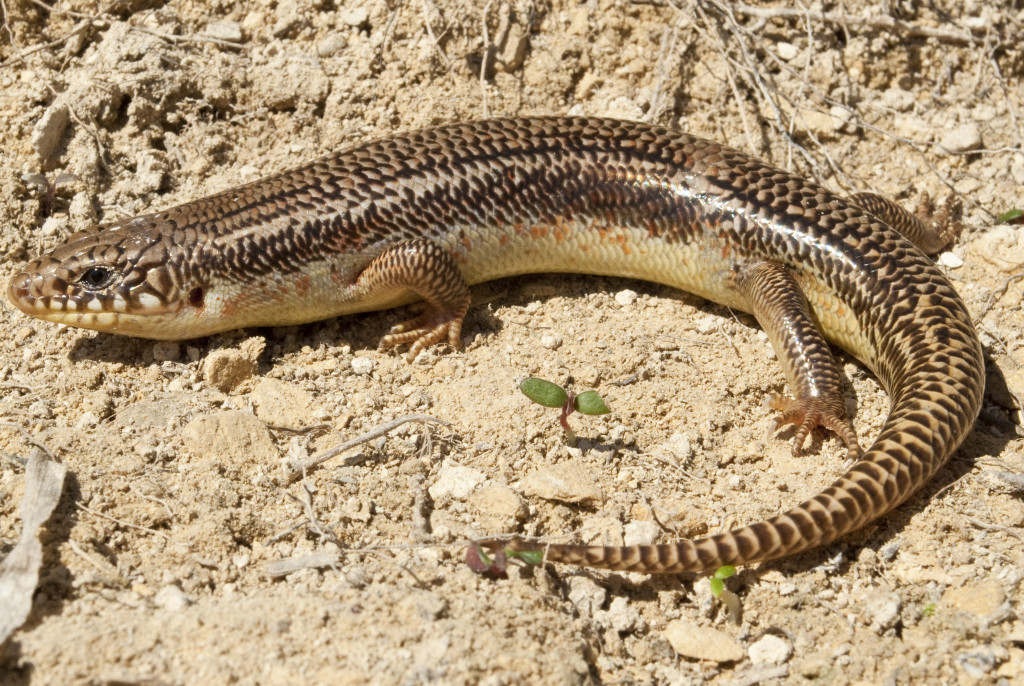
[8,117,984,573]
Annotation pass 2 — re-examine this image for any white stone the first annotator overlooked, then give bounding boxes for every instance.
[615,289,638,306]
[623,520,660,546]
[595,596,646,634]
[351,357,375,375]
[567,576,606,616]
[203,20,242,42]
[428,461,486,500]
[864,590,902,633]
[938,251,963,268]
[154,585,191,611]
[519,460,603,507]
[339,7,368,25]
[776,42,799,60]
[749,634,792,664]
[939,123,982,153]
[540,334,563,350]
[31,101,69,162]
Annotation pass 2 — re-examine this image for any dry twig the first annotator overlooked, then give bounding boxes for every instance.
[418,0,453,71]
[479,0,493,117]
[285,413,450,480]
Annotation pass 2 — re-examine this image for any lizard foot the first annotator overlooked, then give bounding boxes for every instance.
[379,305,466,362]
[915,191,963,252]
[769,395,861,460]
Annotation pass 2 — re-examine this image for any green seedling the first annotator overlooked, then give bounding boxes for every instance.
[466,542,508,578]
[709,565,741,618]
[708,565,736,597]
[997,209,1024,224]
[922,603,937,617]
[466,542,544,577]
[519,377,610,440]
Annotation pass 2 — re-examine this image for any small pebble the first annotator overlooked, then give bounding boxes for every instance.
[939,123,982,153]
[938,251,963,268]
[152,341,180,362]
[615,289,637,306]
[202,350,256,393]
[694,315,718,335]
[31,101,70,162]
[154,585,191,611]
[317,34,347,56]
[864,591,901,633]
[567,576,606,616]
[76,411,99,430]
[623,520,660,546]
[351,357,375,375]
[540,334,562,350]
[520,460,603,507]
[339,7,368,25]
[595,596,646,634]
[203,20,243,42]
[776,42,799,60]
[663,618,744,663]
[427,460,486,500]
[749,634,792,664]
[41,216,66,237]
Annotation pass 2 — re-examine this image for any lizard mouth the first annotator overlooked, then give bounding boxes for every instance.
[7,269,181,322]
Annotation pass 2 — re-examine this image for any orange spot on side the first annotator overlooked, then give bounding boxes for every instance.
[294,274,311,298]
[616,233,631,256]
[530,225,548,239]
[553,217,571,243]
[498,234,509,246]
[330,269,346,285]
[462,236,472,251]
[513,222,525,236]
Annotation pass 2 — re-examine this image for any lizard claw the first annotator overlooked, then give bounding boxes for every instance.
[768,394,861,460]
[379,306,466,362]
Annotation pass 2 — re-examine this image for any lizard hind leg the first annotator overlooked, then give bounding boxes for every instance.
[739,260,862,460]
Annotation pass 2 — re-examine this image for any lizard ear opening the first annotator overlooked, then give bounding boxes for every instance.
[188,287,205,308]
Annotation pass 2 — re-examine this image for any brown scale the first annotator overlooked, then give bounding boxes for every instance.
[7,117,984,574]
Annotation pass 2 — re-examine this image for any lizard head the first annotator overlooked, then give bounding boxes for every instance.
[8,219,209,339]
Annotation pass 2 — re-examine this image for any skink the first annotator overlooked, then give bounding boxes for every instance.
[7,117,984,573]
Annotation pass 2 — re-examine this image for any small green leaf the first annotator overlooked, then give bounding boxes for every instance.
[709,577,724,597]
[997,209,1024,224]
[574,391,610,415]
[714,565,736,580]
[520,378,569,408]
[508,549,544,565]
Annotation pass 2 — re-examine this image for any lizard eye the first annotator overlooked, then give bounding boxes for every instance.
[78,266,116,290]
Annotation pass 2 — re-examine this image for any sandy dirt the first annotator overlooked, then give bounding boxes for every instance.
[1,0,1022,684]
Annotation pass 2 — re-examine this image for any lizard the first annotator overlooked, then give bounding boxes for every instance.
[7,117,984,573]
